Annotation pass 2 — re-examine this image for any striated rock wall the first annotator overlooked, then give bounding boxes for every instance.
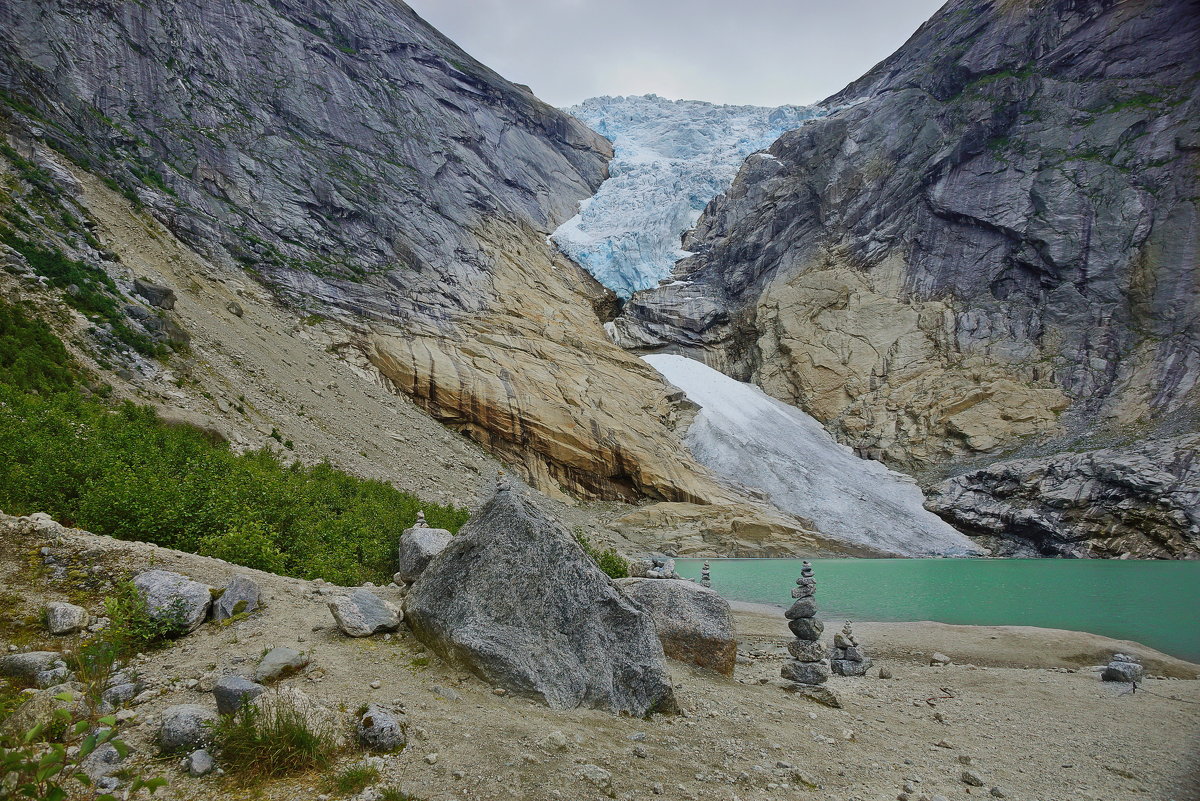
[0,0,731,503]
[927,435,1200,559]
[617,0,1200,475]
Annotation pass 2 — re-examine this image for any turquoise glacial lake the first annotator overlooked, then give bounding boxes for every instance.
[675,558,1200,663]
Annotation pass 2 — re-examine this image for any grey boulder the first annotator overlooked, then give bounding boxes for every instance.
[213,675,267,715]
[788,617,824,641]
[787,640,827,662]
[396,522,453,584]
[132,570,212,632]
[781,661,831,685]
[357,703,406,752]
[831,658,873,676]
[184,749,214,777]
[328,589,402,637]
[132,279,176,309]
[213,574,260,622]
[0,651,65,684]
[157,704,217,753]
[43,602,89,635]
[404,483,677,716]
[254,647,310,682]
[614,577,737,676]
[1102,661,1145,683]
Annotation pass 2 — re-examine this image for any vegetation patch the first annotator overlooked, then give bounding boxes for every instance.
[211,697,337,783]
[573,531,630,579]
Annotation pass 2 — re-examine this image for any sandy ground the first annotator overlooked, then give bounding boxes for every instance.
[3,518,1199,801]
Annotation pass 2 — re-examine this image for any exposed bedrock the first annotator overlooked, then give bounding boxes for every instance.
[927,435,1200,559]
[616,0,1200,480]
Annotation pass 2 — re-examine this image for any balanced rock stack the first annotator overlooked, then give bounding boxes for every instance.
[780,561,838,706]
[700,561,712,588]
[830,621,872,676]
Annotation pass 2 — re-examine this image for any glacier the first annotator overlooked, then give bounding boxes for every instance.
[643,354,986,557]
[552,94,823,298]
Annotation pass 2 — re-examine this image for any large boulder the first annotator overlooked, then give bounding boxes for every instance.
[157,704,217,753]
[403,483,677,716]
[614,578,737,676]
[213,675,266,715]
[254,647,310,682]
[328,589,402,637]
[132,570,211,632]
[395,513,453,584]
[0,651,65,685]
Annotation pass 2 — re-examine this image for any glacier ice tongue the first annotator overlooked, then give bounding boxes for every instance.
[552,95,823,298]
[643,354,985,557]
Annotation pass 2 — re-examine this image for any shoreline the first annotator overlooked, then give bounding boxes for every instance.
[730,601,1200,679]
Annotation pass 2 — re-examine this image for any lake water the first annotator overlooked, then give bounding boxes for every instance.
[675,558,1200,663]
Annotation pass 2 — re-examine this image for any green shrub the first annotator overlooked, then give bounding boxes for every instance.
[199,519,286,573]
[211,696,336,782]
[573,531,630,579]
[0,694,166,801]
[0,299,78,394]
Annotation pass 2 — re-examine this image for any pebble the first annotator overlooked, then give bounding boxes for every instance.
[370,680,381,689]
[424,752,438,764]
[990,788,1007,798]
[962,769,985,786]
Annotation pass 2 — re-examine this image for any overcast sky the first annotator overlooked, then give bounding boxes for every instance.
[406,0,946,108]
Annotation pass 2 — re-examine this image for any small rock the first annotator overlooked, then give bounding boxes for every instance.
[213,574,260,621]
[358,704,406,752]
[430,685,460,701]
[425,752,438,765]
[961,769,985,786]
[158,704,217,753]
[185,749,215,777]
[225,301,243,317]
[328,589,402,637]
[990,788,1007,798]
[370,680,382,690]
[577,764,613,793]
[540,730,571,752]
[255,647,310,682]
[878,666,894,680]
[133,279,176,309]
[213,675,266,715]
[929,652,951,667]
[43,602,89,635]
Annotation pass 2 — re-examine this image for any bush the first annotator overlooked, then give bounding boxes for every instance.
[0,299,78,394]
[0,700,166,800]
[199,519,286,573]
[211,696,336,782]
[574,531,630,579]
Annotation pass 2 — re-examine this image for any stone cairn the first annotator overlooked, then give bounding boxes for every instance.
[780,561,830,687]
[413,510,428,528]
[831,620,872,676]
[700,561,712,588]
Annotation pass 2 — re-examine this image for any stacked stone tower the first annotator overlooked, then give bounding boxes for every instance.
[831,621,872,676]
[779,561,841,707]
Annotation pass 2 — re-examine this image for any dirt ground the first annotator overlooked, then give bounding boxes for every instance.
[3,517,1199,801]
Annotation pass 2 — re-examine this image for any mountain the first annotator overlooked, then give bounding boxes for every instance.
[0,0,738,506]
[612,0,1200,556]
[551,95,822,298]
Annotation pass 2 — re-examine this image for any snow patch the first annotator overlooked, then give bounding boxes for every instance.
[643,354,985,557]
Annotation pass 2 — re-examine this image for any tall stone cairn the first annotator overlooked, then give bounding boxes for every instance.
[700,561,712,588]
[780,561,829,686]
[830,620,872,676]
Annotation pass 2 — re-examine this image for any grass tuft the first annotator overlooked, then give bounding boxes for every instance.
[212,696,337,783]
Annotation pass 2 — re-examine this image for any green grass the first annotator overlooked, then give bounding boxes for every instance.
[0,298,470,586]
[573,531,630,579]
[326,764,380,795]
[211,698,337,779]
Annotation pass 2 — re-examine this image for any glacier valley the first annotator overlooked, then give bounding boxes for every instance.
[551,95,822,298]
[643,354,986,557]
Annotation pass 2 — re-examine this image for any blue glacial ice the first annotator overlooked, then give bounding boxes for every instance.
[552,94,823,298]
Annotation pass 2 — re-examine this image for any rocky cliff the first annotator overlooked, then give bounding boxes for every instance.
[616,0,1200,477]
[0,0,732,503]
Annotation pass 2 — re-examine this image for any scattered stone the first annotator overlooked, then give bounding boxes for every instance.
[328,589,402,637]
[403,480,677,715]
[961,769,985,786]
[213,574,260,621]
[213,675,267,715]
[370,680,382,689]
[424,752,439,765]
[431,685,460,701]
[781,661,831,685]
[80,742,125,784]
[254,647,310,682]
[185,749,215,777]
[614,577,737,675]
[782,684,842,709]
[879,666,894,680]
[132,570,212,632]
[577,764,613,794]
[395,511,454,583]
[357,703,406,752]
[43,602,89,635]
[540,730,570,752]
[158,704,217,753]
[929,653,951,666]
[990,788,1007,798]
[1102,653,1144,683]
[225,301,244,317]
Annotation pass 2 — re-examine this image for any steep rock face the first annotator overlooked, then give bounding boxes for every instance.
[927,435,1200,558]
[617,0,1200,474]
[0,0,727,502]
